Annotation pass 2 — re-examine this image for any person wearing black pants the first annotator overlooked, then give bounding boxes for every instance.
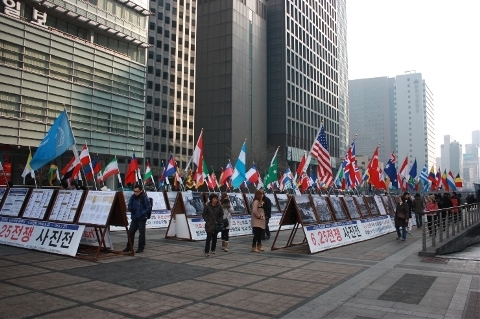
[261,192,272,240]
[202,193,223,257]
[123,184,151,253]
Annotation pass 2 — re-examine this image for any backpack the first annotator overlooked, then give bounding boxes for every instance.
[142,193,153,219]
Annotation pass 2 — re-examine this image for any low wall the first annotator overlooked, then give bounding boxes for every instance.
[435,223,480,255]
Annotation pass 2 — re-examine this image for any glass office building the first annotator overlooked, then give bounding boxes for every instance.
[267,0,344,163]
[143,0,196,172]
[0,0,149,184]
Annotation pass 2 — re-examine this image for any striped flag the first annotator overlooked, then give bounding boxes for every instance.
[310,123,332,187]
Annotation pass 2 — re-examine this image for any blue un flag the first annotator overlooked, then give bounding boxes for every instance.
[30,110,75,171]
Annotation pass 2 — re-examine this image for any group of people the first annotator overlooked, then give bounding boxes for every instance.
[202,190,272,256]
[395,191,474,240]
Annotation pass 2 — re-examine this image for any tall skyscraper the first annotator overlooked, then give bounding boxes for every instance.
[472,130,480,147]
[267,0,343,163]
[348,77,395,162]
[440,135,452,171]
[464,143,479,188]
[144,0,197,172]
[0,0,149,184]
[394,73,435,168]
[195,0,267,170]
[449,139,463,175]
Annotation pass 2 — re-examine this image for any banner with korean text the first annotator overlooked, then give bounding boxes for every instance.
[305,215,395,254]
[0,217,84,256]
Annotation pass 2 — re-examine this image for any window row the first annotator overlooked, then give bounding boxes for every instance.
[145,128,193,142]
[145,143,193,156]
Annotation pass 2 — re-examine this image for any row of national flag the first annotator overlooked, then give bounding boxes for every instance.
[18,109,464,193]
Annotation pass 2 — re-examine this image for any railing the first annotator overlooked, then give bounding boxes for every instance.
[420,203,480,252]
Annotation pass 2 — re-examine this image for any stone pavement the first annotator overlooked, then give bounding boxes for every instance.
[0,226,479,319]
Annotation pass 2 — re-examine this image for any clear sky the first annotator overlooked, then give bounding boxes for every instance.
[346,0,479,157]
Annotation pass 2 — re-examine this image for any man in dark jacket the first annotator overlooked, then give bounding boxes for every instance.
[403,192,413,233]
[123,183,151,253]
[261,191,272,240]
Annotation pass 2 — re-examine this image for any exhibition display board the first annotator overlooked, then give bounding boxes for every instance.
[47,190,85,223]
[271,194,394,254]
[0,188,30,217]
[22,189,55,220]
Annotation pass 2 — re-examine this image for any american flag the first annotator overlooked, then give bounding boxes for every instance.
[310,125,332,187]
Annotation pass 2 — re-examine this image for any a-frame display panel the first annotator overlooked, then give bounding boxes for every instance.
[0,188,30,217]
[373,195,387,215]
[275,193,289,212]
[166,192,178,210]
[293,194,319,225]
[228,193,248,214]
[182,191,206,216]
[0,187,7,204]
[353,195,371,217]
[381,195,394,214]
[310,195,334,222]
[265,193,280,212]
[77,191,116,226]
[147,191,168,211]
[342,196,362,219]
[388,195,397,212]
[48,190,85,223]
[22,188,56,220]
[365,196,380,216]
[327,196,348,221]
[108,191,129,227]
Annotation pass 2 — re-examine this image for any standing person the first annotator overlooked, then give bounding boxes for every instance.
[261,191,272,240]
[220,193,233,252]
[123,183,151,253]
[251,190,266,252]
[442,193,453,228]
[395,195,409,241]
[412,193,424,228]
[202,193,223,257]
[403,192,414,233]
[425,195,439,235]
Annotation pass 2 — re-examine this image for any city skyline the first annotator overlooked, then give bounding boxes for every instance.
[346,0,480,156]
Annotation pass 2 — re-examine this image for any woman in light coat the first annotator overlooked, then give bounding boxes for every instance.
[251,190,266,252]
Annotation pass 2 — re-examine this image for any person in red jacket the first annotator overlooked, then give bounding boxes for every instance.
[425,195,439,235]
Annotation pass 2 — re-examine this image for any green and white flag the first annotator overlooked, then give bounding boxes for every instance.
[144,160,155,184]
[263,148,279,187]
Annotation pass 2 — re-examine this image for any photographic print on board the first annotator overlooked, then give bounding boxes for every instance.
[228,193,247,214]
[365,196,380,216]
[343,196,361,219]
[294,195,318,225]
[244,193,254,213]
[182,192,205,216]
[311,195,333,222]
[354,196,370,217]
[381,195,394,214]
[275,193,289,212]
[328,196,348,220]
[166,192,178,210]
[374,195,387,215]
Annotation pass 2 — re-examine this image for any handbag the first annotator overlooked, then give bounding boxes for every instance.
[209,206,224,233]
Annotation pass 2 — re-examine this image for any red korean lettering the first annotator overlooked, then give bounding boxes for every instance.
[21,226,34,242]
[10,225,24,241]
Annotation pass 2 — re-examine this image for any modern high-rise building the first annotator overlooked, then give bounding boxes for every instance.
[348,77,395,162]
[267,0,343,164]
[394,73,435,168]
[195,0,268,170]
[144,0,197,173]
[472,130,480,147]
[464,143,479,188]
[195,0,345,173]
[449,139,463,175]
[440,135,452,171]
[0,0,149,185]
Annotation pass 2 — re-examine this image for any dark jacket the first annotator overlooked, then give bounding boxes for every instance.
[405,197,413,219]
[262,195,272,218]
[412,197,424,214]
[128,192,151,221]
[202,201,223,233]
[395,202,409,227]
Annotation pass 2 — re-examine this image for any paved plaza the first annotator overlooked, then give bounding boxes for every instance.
[0,227,479,319]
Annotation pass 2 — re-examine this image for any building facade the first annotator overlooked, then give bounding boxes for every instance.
[266,0,343,166]
[144,0,196,172]
[195,0,268,170]
[394,73,435,168]
[348,77,395,162]
[0,0,149,185]
[464,143,478,189]
[440,135,452,171]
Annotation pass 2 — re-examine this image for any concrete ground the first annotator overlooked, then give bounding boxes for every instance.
[0,226,479,319]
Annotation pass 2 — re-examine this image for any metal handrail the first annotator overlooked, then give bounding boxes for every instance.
[420,203,479,252]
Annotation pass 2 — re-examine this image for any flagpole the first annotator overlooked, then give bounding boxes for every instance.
[29,147,38,189]
[85,140,98,190]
